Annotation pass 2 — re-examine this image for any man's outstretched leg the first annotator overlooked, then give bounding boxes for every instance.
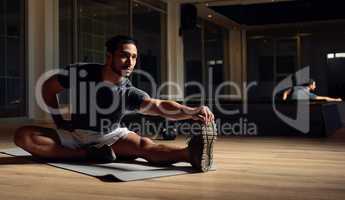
[112,122,217,171]
[14,122,217,171]
[111,132,190,165]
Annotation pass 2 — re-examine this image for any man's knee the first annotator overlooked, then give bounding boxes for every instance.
[14,126,33,147]
[139,137,155,150]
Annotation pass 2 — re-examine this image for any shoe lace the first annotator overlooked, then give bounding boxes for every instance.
[186,121,217,145]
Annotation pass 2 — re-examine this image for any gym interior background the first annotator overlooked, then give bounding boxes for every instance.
[1,1,345,200]
[1,0,345,134]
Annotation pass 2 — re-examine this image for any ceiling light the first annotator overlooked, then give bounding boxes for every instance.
[335,53,345,58]
[327,53,334,59]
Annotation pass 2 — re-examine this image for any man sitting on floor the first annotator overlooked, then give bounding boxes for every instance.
[14,35,217,172]
[283,79,342,102]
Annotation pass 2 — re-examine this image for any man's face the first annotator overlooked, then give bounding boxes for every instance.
[110,43,137,77]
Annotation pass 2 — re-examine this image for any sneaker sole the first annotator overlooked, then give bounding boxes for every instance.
[199,122,217,172]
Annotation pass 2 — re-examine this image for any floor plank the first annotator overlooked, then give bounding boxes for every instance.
[1,123,345,200]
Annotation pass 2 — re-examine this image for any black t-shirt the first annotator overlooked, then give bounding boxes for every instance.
[56,63,149,134]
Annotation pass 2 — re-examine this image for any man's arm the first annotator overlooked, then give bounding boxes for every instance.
[42,75,73,130]
[314,96,342,102]
[282,88,292,101]
[139,98,214,124]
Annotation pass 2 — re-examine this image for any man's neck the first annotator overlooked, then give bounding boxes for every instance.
[101,66,124,85]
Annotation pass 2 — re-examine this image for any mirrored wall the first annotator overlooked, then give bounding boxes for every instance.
[0,0,26,117]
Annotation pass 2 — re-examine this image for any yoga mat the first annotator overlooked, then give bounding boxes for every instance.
[0,148,215,182]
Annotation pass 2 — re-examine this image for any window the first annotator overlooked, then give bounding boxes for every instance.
[59,0,130,65]
[276,39,298,82]
[59,0,73,66]
[0,0,26,117]
[204,21,227,95]
[79,0,130,63]
[132,0,167,95]
[183,19,229,100]
[248,37,297,83]
[183,23,203,98]
[59,0,167,97]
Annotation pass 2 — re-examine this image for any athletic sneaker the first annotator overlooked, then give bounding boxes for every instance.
[86,145,116,163]
[187,121,217,172]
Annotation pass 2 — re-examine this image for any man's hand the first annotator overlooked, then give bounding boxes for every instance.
[191,106,215,124]
[325,97,343,102]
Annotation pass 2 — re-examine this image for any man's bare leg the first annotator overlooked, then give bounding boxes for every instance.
[112,122,217,171]
[111,132,190,165]
[14,125,86,160]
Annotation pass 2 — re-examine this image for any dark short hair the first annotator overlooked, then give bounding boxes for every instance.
[105,35,137,53]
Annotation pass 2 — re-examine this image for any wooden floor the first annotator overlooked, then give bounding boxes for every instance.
[1,123,345,200]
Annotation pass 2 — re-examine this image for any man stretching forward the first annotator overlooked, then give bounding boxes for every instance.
[14,35,217,172]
